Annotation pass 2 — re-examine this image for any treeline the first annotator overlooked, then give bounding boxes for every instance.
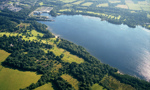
[0,16,20,32]
[58,39,100,64]
[24,20,54,38]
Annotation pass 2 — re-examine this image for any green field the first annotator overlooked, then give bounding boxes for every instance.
[60,0,76,3]
[0,50,42,90]
[34,83,54,90]
[126,3,142,10]
[39,2,44,6]
[50,45,84,64]
[100,75,135,90]
[61,74,79,90]
[109,0,121,3]
[82,2,93,6]
[97,3,108,7]
[91,83,106,90]
[72,1,84,5]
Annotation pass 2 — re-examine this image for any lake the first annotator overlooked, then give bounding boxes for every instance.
[39,13,150,81]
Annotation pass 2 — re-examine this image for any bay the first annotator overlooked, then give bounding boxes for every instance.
[39,13,150,81]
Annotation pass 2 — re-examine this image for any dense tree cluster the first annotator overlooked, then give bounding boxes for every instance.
[58,39,100,64]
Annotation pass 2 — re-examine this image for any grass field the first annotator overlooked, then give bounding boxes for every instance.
[34,83,54,90]
[60,0,76,3]
[115,4,128,9]
[0,50,10,70]
[109,0,121,3]
[82,2,93,6]
[126,3,142,10]
[72,1,84,5]
[0,32,19,37]
[100,75,135,90]
[50,45,84,64]
[97,3,108,7]
[91,83,106,90]
[39,2,44,6]
[61,74,79,90]
[59,9,72,12]
[0,50,42,90]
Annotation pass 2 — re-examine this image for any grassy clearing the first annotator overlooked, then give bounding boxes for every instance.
[0,50,41,90]
[34,83,54,90]
[109,0,121,3]
[0,50,10,70]
[82,2,93,6]
[63,4,73,7]
[72,1,84,5]
[60,0,76,3]
[91,83,106,90]
[31,30,44,37]
[97,3,108,7]
[0,32,19,37]
[50,44,84,64]
[17,23,30,28]
[115,4,128,9]
[39,2,44,6]
[61,74,79,90]
[100,75,135,90]
[126,3,142,10]
[59,9,72,12]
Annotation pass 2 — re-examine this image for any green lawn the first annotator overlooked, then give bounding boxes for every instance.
[0,50,42,90]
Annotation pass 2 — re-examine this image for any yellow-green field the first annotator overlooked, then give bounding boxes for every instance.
[63,4,73,7]
[39,2,44,6]
[59,9,72,12]
[0,50,42,90]
[115,4,128,9]
[91,83,106,90]
[72,1,84,5]
[109,0,121,3]
[82,2,93,6]
[126,3,142,10]
[60,0,76,3]
[50,45,84,64]
[0,32,19,37]
[97,3,108,7]
[34,83,54,90]
[100,75,135,90]
[0,50,10,70]
[61,74,79,90]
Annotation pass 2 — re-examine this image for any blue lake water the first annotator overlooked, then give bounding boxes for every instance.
[39,13,150,81]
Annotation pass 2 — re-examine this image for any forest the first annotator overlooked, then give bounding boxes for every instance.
[0,0,150,90]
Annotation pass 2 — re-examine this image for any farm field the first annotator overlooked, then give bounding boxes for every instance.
[97,3,108,7]
[91,83,106,90]
[0,50,42,90]
[61,74,79,90]
[100,75,135,90]
[34,83,54,90]
[82,2,93,6]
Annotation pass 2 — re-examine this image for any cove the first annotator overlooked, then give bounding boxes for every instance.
[39,13,150,81]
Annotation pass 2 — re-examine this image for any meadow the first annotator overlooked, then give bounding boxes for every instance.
[0,50,42,90]
[61,74,79,90]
